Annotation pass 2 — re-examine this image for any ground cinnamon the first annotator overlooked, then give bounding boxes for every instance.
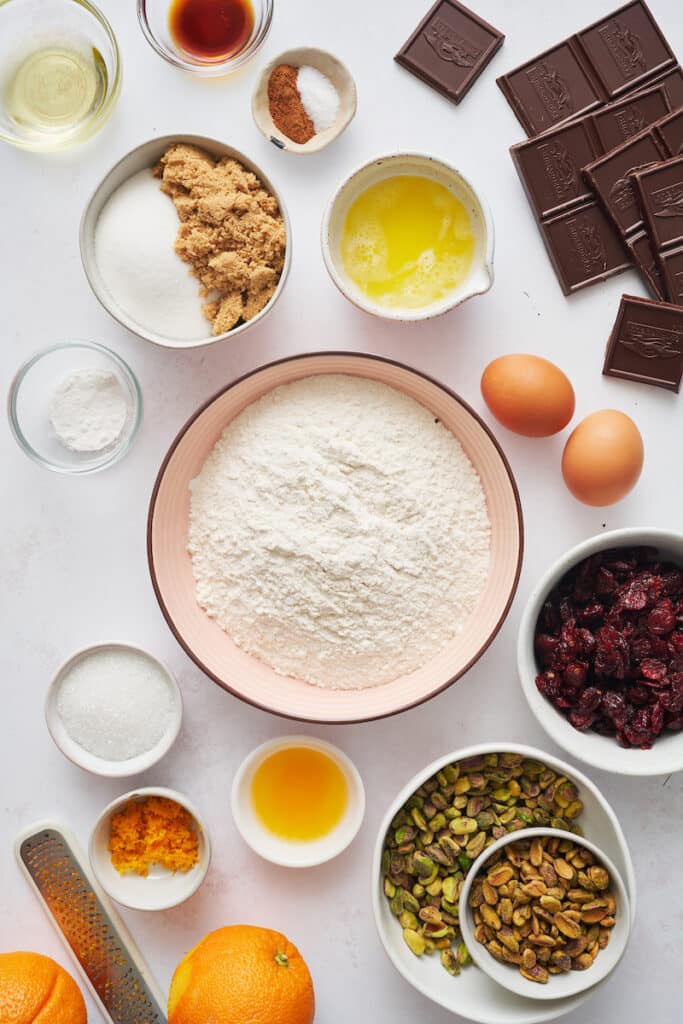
[268,64,315,144]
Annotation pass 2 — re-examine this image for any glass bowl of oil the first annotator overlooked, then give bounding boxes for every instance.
[138,0,273,76]
[0,0,121,152]
[231,736,366,868]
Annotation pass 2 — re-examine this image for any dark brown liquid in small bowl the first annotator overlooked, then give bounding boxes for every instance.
[168,0,254,60]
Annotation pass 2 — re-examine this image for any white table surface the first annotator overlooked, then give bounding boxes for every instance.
[2,1,682,1021]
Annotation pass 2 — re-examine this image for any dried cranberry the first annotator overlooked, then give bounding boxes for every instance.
[578,687,602,712]
[535,672,560,700]
[569,710,595,731]
[647,600,676,635]
[563,662,588,688]
[640,659,667,681]
[533,546,683,751]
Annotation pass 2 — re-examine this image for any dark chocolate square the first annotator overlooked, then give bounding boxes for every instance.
[584,128,666,234]
[652,65,683,110]
[576,1,675,99]
[511,119,601,220]
[497,41,603,136]
[626,229,665,298]
[633,156,683,249]
[590,84,669,151]
[655,109,683,157]
[395,0,504,105]
[540,200,630,295]
[659,246,683,304]
[603,293,683,391]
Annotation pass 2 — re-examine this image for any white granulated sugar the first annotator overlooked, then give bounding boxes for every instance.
[297,65,340,133]
[49,368,128,453]
[94,169,210,342]
[57,647,174,761]
[189,374,490,689]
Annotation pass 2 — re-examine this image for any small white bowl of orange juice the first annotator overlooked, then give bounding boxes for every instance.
[231,736,365,868]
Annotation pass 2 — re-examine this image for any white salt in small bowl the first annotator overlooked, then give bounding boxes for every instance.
[46,642,182,778]
[89,786,211,911]
[8,342,141,474]
[231,735,365,867]
[252,47,357,153]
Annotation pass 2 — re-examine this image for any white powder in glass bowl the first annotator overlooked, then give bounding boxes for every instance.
[189,374,490,690]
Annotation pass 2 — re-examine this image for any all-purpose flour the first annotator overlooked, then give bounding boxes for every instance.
[189,375,491,689]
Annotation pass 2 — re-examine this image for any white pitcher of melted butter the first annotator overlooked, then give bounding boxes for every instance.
[322,152,494,322]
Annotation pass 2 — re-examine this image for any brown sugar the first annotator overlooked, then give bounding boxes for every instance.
[268,64,315,144]
[154,144,286,335]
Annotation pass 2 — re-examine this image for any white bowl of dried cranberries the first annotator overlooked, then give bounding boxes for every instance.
[518,528,683,777]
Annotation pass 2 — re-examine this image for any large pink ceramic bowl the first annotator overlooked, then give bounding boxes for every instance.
[148,353,523,722]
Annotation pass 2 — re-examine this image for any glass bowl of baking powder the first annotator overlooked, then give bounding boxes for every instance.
[8,340,142,473]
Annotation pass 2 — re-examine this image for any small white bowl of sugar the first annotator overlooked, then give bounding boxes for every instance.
[46,643,182,777]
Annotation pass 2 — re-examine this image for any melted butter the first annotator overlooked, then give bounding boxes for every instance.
[340,175,475,310]
[251,746,348,842]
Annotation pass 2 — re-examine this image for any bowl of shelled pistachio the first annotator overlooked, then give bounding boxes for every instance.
[372,743,635,1024]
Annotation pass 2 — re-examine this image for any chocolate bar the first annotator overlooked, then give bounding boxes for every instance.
[626,230,666,299]
[603,293,683,391]
[539,200,631,295]
[632,156,683,302]
[590,84,670,151]
[634,156,683,249]
[655,108,683,157]
[497,1,676,136]
[394,0,504,105]
[659,246,683,304]
[584,126,667,236]
[574,1,675,99]
[648,65,683,109]
[511,118,601,220]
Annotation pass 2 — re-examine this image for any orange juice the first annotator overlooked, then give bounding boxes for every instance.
[251,746,348,842]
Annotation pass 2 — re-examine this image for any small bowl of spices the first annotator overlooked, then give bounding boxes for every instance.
[459,828,631,1001]
[252,47,357,153]
[231,735,365,867]
[89,787,211,910]
[138,0,272,76]
[46,642,182,777]
[8,341,141,474]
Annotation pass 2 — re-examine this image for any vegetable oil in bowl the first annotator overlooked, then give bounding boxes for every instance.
[251,745,348,842]
[340,175,475,311]
[5,44,107,140]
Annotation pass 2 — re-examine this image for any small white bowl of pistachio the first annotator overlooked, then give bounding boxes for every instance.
[458,828,630,1001]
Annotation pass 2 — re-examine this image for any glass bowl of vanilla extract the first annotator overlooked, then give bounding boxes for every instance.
[138,0,273,76]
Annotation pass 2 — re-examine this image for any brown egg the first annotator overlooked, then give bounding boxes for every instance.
[562,410,644,506]
[481,355,575,437]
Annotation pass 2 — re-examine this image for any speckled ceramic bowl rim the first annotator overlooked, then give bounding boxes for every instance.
[79,133,292,349]
[147,351,524,723]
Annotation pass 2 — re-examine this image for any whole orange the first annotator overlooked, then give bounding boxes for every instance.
[168,925,315,1024]
[0,951,87,1024]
